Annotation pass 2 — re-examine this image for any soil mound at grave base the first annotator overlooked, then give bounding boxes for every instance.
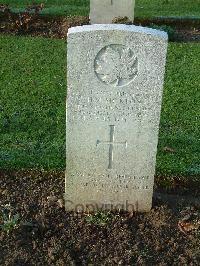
[135,16,200,28]
[0,170,200,265]
[134,17,200,42]
[0,14,200,42]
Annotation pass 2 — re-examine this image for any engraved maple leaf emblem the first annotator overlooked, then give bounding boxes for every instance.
[95,45,138,87]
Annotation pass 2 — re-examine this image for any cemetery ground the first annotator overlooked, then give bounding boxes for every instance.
[1,36,200,264]
[0,1,200,265]
[0,169,200,264]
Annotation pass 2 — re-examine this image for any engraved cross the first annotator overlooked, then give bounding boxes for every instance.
[96,125,127,169]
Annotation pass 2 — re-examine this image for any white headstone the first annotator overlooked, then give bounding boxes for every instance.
[65,24,168,212]
[90,0,135,24]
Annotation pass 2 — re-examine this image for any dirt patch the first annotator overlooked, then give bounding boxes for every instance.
[0,14,200,41]
[0,170,200,265]
[135,17,200,42]
[0,14,89,39]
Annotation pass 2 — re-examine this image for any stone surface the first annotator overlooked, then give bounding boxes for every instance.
[90,0,135,24]
[65,24,168,212]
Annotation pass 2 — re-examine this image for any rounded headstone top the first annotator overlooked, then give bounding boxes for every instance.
[68,24,168,41]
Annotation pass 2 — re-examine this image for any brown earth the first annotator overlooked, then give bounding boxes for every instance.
[0,14,200,41]
[0,170,200,265]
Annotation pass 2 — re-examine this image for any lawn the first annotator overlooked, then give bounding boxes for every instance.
[1,0,200,18]
[0,36,66,169]
[0,35,199,176]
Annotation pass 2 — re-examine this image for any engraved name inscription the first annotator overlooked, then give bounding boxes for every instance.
[68,89,160,123]
[94,44,138,87]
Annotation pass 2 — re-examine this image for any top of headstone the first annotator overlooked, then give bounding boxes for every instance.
[90,0,135,24]
[68,24,168,41]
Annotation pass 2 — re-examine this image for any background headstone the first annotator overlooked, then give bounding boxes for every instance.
[90,0,135,24]
[65,24,168,212]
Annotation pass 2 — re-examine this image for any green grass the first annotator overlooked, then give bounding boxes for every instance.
[2,0,90,17]
[158,43,200,176]
[135,0,200,18]
[1,0,200,18]
[0,35,200,176]
[0,36,66,169]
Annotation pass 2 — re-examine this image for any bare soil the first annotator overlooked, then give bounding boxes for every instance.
[0,170,200,265]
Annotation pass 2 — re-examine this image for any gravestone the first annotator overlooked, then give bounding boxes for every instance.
[90,0,135,24]
[65,24,168,212]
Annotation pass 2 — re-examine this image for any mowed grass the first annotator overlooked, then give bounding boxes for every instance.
[1,0,200,18]
[0,35,200,176]
[158,44,200,176]
[0,36,66,169]
[1,0,90,16]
